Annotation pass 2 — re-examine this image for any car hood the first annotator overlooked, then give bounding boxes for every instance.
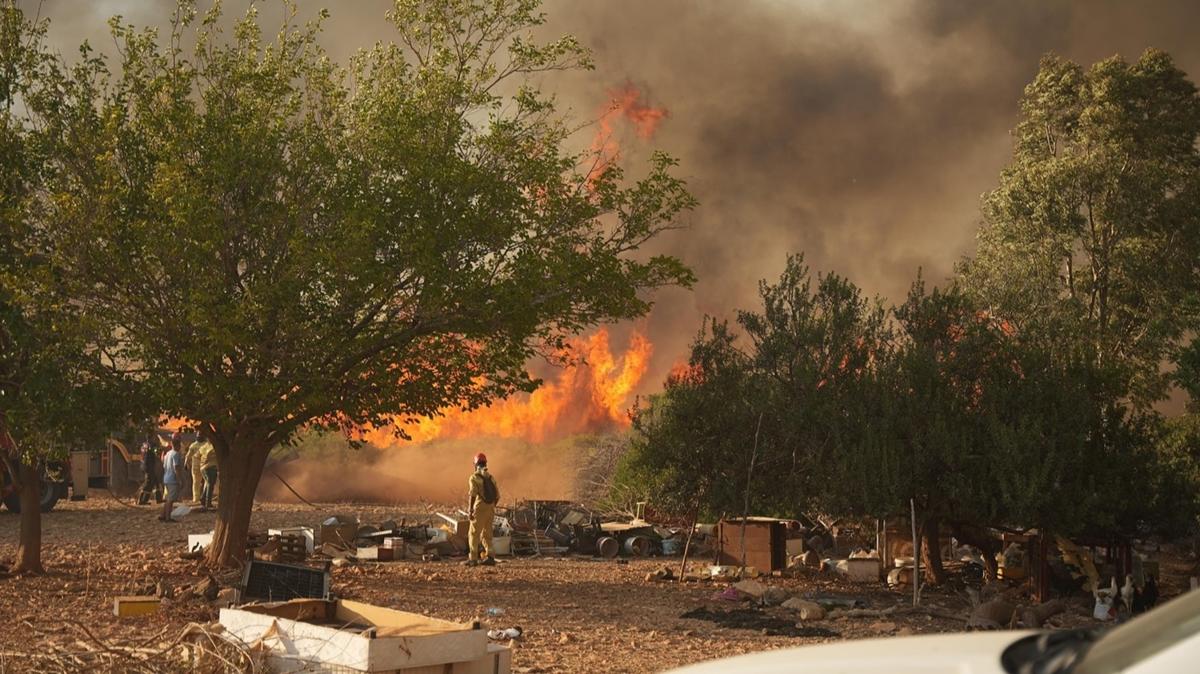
[667,630,1034,674]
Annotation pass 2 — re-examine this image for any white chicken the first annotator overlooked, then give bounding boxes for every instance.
[1121,574,1135,611]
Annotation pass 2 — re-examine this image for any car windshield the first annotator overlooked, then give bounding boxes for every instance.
[1073,589,1200,674]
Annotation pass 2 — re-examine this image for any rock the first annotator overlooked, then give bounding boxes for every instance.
[646,566,676,582]
[215,587,238,608]
[732,580,767,599]
[558,632,570,644]
[867,620,897,633]
[762,587,791,606]
[969,599,1016,630]
[781,598,826,620]
[895,627,916,636]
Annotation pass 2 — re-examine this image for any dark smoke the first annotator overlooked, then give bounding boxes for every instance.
[23,0,1200,398]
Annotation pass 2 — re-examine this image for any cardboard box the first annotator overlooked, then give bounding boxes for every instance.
[836,557,881,583]
[356,546,396,561]
[220,599,497,672]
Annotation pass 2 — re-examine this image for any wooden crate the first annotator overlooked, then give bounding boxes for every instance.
[717,518,787,572]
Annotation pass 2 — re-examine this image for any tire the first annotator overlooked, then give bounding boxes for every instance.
[1,470,61,513]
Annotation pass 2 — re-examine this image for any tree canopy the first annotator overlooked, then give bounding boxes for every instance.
[20,0,695,566]
[960,49,1200,405]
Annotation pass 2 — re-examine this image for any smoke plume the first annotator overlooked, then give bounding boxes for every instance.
[22,1,1200,499]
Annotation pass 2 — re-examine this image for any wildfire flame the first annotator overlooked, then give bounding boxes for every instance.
[588,83,668,187]
[364,327,653,447]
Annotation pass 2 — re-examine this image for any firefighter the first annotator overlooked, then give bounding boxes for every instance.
[465,452,500,567]
[185,430,211,504]
[136,441,162,505]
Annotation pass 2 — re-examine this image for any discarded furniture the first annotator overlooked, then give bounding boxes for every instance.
[717,518,788,572]
[220,599,511,673]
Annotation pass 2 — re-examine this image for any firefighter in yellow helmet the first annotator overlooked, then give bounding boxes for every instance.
[465,452,500,567]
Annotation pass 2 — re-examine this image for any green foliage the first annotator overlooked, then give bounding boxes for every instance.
[1,4,140,461]
[961,50,1200,406]
[621,257,1186,537]
[22,0,694,458]
[618,320,763,520]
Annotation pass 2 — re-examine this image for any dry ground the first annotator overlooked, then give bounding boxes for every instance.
[0,493,1190,673]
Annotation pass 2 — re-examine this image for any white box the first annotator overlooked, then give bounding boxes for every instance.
[187,532,213,552]
[221,599,492,672]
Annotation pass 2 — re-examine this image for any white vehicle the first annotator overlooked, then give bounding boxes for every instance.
[667,588,1200,674]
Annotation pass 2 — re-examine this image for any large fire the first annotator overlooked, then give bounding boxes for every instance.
[362,327,653,448]
[588,83,668,186]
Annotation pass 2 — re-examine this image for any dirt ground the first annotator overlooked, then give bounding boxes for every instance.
[0,494,1194,673]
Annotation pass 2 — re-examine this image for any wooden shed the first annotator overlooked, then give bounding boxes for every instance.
[717,517,788,571]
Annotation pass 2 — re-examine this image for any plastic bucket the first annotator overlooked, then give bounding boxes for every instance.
[492,536,512,556]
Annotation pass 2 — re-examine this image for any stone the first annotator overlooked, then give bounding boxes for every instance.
[867,620,897,633]
[762,587,791,606]
[781,597,826,620]
[214,587,238,608]
[732,579,767,599]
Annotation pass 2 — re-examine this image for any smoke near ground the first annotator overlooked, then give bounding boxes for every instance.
[258,434,593,505]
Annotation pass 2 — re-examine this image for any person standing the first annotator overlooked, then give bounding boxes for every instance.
[159,436,185,523]
[465,452,500,567]
[185,432,207,504]
[199,435,219,511]
[136,441,162,505]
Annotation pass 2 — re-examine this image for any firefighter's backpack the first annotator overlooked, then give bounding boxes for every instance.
[481,473,500,505]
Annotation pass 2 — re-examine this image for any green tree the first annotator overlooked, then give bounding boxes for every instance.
[737,255,891,516]
[28,0,694,566]
[961,50,1200,406]
[620,321,762,522]
[0,3,139,573]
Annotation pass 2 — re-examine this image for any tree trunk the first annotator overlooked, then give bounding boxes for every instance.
[951,522,999,581]
[921,517,946,586]
[205,439,272,568]
[13,460,44,575]
[678,504,700,583]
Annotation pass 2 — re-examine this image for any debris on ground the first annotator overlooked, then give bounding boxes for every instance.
[679,607,840,638]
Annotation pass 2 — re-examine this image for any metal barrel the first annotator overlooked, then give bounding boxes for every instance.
[597,536,619,558]
[623,535,651,557]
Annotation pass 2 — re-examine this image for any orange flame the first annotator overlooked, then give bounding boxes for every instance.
[364,327,653,447]
[588,83,668,188]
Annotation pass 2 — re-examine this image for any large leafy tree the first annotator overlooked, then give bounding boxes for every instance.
[961,50,1200,405]
[1,3,138,574]
[27,0,694,566]
[620,321,763,522]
